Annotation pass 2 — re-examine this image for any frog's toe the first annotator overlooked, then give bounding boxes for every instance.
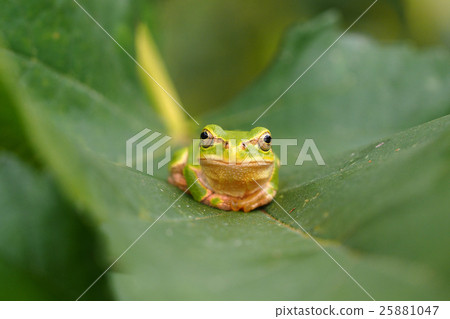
[231,200,241,212]
[168,160,187,191]
[214,200,232,211]
[200,187,276,212]
[240,189,276,212]
[201,194,232,211]
[168,172,187,190]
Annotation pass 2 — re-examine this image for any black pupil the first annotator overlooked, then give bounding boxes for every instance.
[200,131,209,139]
[263,135,271,143]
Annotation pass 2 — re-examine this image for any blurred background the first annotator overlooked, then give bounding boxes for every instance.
[133,0,450,115]
[1,0,449,301]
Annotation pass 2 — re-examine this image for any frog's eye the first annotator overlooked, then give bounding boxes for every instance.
[200,129,214,148]
[258,132,272,151]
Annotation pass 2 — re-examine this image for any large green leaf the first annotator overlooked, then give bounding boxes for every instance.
[1,1,449,300]
[0,153,111,300]
[208,13,450,157]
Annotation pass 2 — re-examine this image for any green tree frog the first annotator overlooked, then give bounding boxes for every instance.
[168,124,279,212]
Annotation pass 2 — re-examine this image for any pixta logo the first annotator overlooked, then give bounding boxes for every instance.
[190,138,325,166]
[126,129,171,175]
[126,129,326,175]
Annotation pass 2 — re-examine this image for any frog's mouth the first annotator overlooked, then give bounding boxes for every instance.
[200,158,273,167]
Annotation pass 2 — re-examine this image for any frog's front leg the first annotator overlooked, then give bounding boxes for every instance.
[200,159,279,212]
[236,180,277,212]
[182,163,213,202]
[200,180,277,212]
[236,159,279,212]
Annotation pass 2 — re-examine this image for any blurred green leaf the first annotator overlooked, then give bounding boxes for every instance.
[0,47,37,164]
[208,13,450,157]
[0,1,449,300]
[205,12,450,189]
[0,153,111,300]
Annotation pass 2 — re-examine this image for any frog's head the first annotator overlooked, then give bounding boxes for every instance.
[199,124,274,164]
[198,124,276,197]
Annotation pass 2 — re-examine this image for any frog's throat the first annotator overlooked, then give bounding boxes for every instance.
[199,159,274,198]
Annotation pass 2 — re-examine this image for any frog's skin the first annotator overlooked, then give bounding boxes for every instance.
[168,124,279,212]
